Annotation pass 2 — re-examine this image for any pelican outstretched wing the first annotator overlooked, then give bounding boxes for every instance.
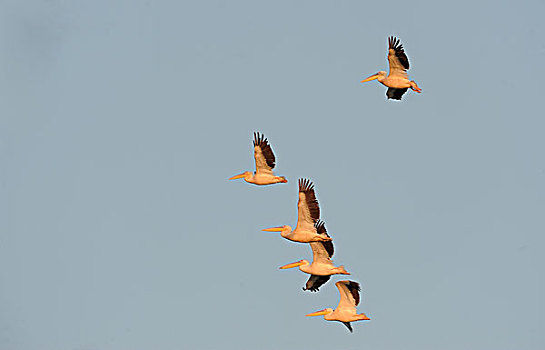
[387,36,409,79]
[304,275,331,292]
[386,87,408,100]
[342,322,353,332]
[295,178,320,232]
[309,221,334,264]
[336,280,361,313]
[253,132,276,175]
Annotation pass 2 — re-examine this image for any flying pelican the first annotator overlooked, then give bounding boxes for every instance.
[360,36,422,100]
[279,220,350,292]
[306,280,370,332]
[262,179,331,243]
[229,132,288,185]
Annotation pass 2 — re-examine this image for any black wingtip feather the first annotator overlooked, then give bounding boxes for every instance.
[386,87,408,100]
[388,36,404,51]
[314,220,327,235]
[342,322,353,332]
[304,275,331,292]
[298,178,315,192]
[346,281,361,306]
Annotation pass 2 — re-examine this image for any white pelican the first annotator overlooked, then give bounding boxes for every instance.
[262,179,331,243]
[306,280,370,332]
[279,220,350,292]
[360,36,422,100]
[229,132,288,185]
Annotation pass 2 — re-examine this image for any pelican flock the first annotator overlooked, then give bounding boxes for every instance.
[229,132,371,333]
[228,35,421,333]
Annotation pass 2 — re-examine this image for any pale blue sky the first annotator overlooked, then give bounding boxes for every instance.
[2,1,545,349]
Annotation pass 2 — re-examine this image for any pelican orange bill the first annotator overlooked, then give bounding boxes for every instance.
[262,226,284,232]
[305,309,329,317]
[229,173,246,180]
[360,74,379,83]
[279,261,304,269]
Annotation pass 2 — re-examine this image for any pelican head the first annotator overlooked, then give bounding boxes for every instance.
[262,225,292,238]
[306,308,334,319]
[279,259,310,271]
[277,176,288,183]
[360,71,387,83]
[229,171,252,181]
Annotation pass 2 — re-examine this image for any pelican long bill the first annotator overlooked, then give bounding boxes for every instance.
[229,173,246,180]
[262,226,284,232]
[360,74,379,83]
[279,260,305,269]
[306,309,329,317]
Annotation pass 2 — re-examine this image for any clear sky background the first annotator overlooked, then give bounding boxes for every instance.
[2,1,545,349]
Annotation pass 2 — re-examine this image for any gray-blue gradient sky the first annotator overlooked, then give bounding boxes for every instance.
[2,1,545,349]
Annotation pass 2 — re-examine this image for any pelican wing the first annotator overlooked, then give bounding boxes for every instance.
[387,36,409,79]
[310,221,334,264]
[335,280,361,312]
[295,179,321,232]
[253,132,276,175]
[386,87,408,100]
[342,322,353,333]
[304,275,331,292]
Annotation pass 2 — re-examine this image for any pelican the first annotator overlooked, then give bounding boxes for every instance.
[229,132,288,185]
[262,179,331,243]
[306,280,370,332]
[361,36,422,100]
[279,220,350,292]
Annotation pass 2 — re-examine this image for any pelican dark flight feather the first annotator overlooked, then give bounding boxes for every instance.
[253,132,276,170]
[299,178,320,224]
[305,275,331,292]
[361,36,422,100]
[388,36,409,70]
[229,132,287,185]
